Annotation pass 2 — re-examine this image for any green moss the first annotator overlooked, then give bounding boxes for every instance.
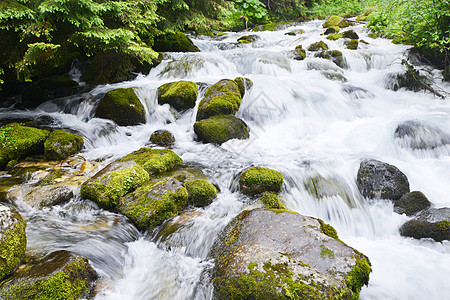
[157,81,198,111]
[38,169,66,185]
[153,32,200,52]
[356,7,374,21]
[438,220,450,231]
[317,219,339,240]
[120,148,182,174]
[44,130,84,161]
[345,39,359,50]
[237,35,259,43]
[308,41,329,52]
[293,45,306,60]
[323,15,349,28]
[259,192,285,209]
[321,71,347,82]
[326,33,343,41]
[320,246,335,259]
[315,50,344,68]
[194,115,249,145]
[324,26,339,34]
[239,167,284,196]
[196,94,241,121]
[150,130,175,148]
[234,77,253,97]
[342,30,359,40]
[344,256,371,300]
[204,79,241,99]
[184,179,217,207]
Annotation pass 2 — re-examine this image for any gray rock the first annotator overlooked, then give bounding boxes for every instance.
[394,191,431,216]
[395,120,450,150]
[400,208,450,241]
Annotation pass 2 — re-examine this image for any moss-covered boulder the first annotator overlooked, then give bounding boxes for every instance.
[184,179,217,207]
[119,148,182,175]
[0,250,97,300]
[259,191,285,209]
[95,88,146,126]
[315,50,345,68]
[150,130,175,148]
[38,76,78,90]
[80,161,149,209]
[345,39,359,50]
[293,45,306,60]
[0,123,50,170]
[44,130,84,161]
[0,204,26,280]
[157,81,198,111]
[237,35,259,44]
[394,120,450,150]
[357,159,410,201]
[324,26,339,34]
[117,178,188,231]
[196,79,242,121]
[343,30,359,40]
[153,32,200,52]
[194,115,249,145]
[234,77,253,97]
[239,167,284,196]
[323,15,349,28]
[210,209,371,299]
[394,191,431,216]
[400,208,450,241]
[304,174,354,207]
[308,41,329,52]
[326,33,342,41]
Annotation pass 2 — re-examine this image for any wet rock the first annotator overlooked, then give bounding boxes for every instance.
[304,174,355,207]
[0,123,50,170]
[196,79,242,121]
[234,77,253,97]
[324,26,339,34]
[357,159,410,200]
[237,35,259,44]
[80,161,149,209]
[345,39,359,50]
[0,204,26,280]
[239,167,284,196]
[44,130,84,161]
[10,184,73,209]
[210,209,371,299]
[95,88,146,126]
[118,178,188,231]
[21,85,51,109]
[194,115,249,145]
[119,147,182,174]
[308,41,329,51]
[307,60,343,73]
[326,33,342,40]
[400,208,450,241]
[285,30,304,36]
[153,32,200,52]
[150,130,175,148]
[322,71,347,82]
[323,15,350,28]
[394,120,450,150]
[315,50,345,68]
[293,45,306,60]
[157,80,198,111]
[258,191,285,209]
[0,250,97,299]
[341,85,374,99]
[343,30,359,40]
[0,175,25,202]
[38,75,78,90]
[394,191,431,216]
[184,179,217,207]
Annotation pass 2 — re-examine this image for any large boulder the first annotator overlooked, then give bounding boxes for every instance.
[150,130,175,148]
[323,15,350,28]
[193,115,249,145]
[153,32,200,52]
[38,75,78,90]
[157,81,198,111]
[394,191,431,216]
[400,208,450,241]
[80,161,149,209]
[357,159,410,201]
[196,79,242,121]
[394,120,450,150]
[0,204,26,280]
[119,148,182,174]
[0,123,50,170]
[10,184,73,209]
[95,88,146,126]
[21,85,51,109]
[239,167,284,196]
[117,178,188,231]
[44,130,84,161]
[0,250,97,300]
[184,179,217,207]
[210,209,371,299]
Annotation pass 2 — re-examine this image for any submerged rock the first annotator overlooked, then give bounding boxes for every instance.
[345,39,359,50]
[0,250,97,300]
[324,26,339,34]
[210,209,371,299]
[293,45,306,60]
[10,184,73,209]
[315,50,345,68]
[95,88,146,126]
[394,191,431,216]
[184,179,217,207]
[194,115,249,144]
[326,33,342,41]
[400,208,450,241]
[342,30,359,40]
[394,120,450,150]
[44,130,84,161]
[0,204,26,280]
[308,41,329,51]
[153,32,200,52]
[357,159,410,201]
[119,148,182,174]
[150,130,175,148]
[157,80,198,111]
[304,174,354,207]
[323,15,349,28]
[239,167,284,196]
[237,35,259,44]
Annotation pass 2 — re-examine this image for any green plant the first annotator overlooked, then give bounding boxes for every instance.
[234,0,268,28]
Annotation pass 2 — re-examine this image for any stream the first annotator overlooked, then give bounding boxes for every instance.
[1,20,450,299]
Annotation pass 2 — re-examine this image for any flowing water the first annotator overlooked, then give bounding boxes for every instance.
[1,20,450,299]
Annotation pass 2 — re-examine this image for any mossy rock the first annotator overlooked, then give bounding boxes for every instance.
[259,191,285,209]
[153,32,200,52]
[239,167,284,196]
[321,71,348,82]
[196,79,242,121]
[117,178,188,231]
[400,208,450,241]
[150,130,175,148]
[119,148,182,175]
[345,39,359,50]
[44,130,84,161]
[80,161,149,209]
[0,204,26,280]
[234,77,253,97]
[0,176,25,202]
[323,15,349,28]
[324,26,339,34]
[356,7,375,21]
[157,80,198,111]
[211,209,371,300]
[326,33,343,41]
[304,174,354,207]
[285,30,304,36]
[343,30,359,40]
[315,50,345,68]
[194,115,249,145]
[21,85,51,109]
[237,35,259,44]
[0,123,50,170]
[38,76,78,90]
[394,191,431,216]
[95,88,146,126]
[308,41,329,52]
[293,45,306,61]
[184,179,217,207]
[0,250,97,300]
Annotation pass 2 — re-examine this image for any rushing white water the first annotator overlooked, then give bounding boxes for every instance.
[2,20,450,299]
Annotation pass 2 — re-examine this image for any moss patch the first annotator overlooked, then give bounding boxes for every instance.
[345,39,359,50]
[323,15,349,28]
[44,130,84,161]
[308,41,329,52]
[119,148,182,174]
[344,256,371,300]
[153,32,200,52]
[194,115,249,145]
[184,179,217,207]
[150,130,175,148]
[259,192,285,209]
[293,45,306,60]
[234,77,253,97]
[239,167,284,196]
[157,81,198,111]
